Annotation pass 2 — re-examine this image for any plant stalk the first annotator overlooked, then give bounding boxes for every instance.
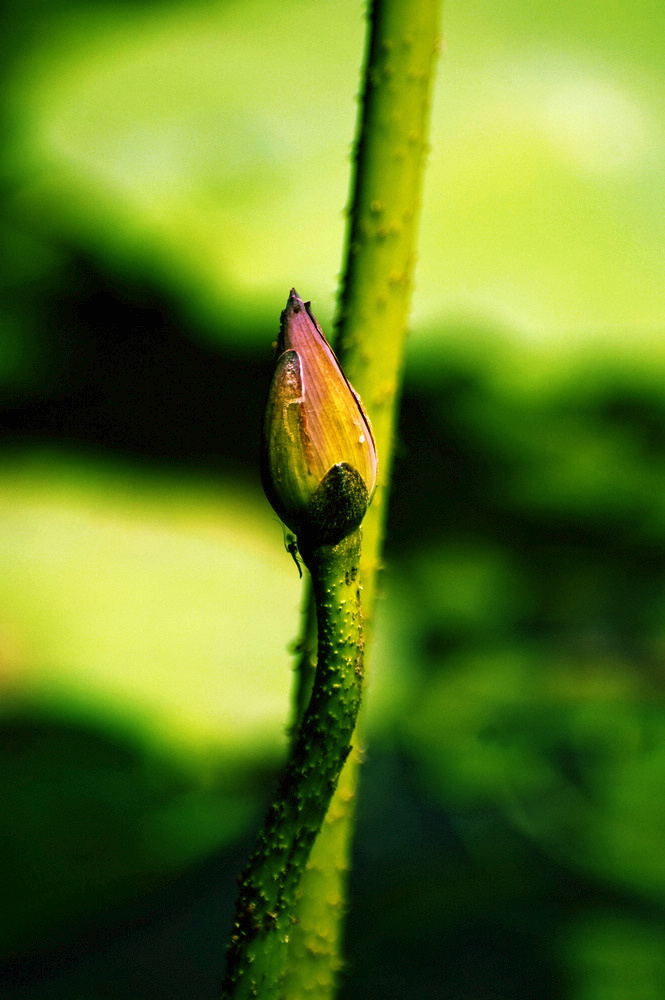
[221,529,364,1000]
[284,1,442,995]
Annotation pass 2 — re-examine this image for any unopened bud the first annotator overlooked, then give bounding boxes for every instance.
[261,289,378,547]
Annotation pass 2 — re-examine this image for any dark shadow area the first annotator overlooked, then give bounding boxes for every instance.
[0,250,272,480]
[0,710,275,999]
[4,720,664,1000]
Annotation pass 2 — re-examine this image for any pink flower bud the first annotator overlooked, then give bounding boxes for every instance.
[261,289,378,546]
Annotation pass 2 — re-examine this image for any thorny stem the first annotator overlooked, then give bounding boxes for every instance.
[221,530,364,1000]
[285,1,442,995]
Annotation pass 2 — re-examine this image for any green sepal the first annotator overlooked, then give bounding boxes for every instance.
[302,462,369,548]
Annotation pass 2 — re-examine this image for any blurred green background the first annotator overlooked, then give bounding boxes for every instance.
[2,1,665,997]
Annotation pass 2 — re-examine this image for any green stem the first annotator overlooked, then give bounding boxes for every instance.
[288,577,317,739]
[221,529,364,1000]
[285,1,442,994]
[338,0,442,607]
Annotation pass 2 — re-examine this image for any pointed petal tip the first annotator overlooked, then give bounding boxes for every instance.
[286,287,305,316]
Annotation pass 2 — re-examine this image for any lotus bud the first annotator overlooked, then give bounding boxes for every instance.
[261,289,378,547]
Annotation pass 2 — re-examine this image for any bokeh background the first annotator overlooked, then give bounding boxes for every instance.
[2,1,665,997]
